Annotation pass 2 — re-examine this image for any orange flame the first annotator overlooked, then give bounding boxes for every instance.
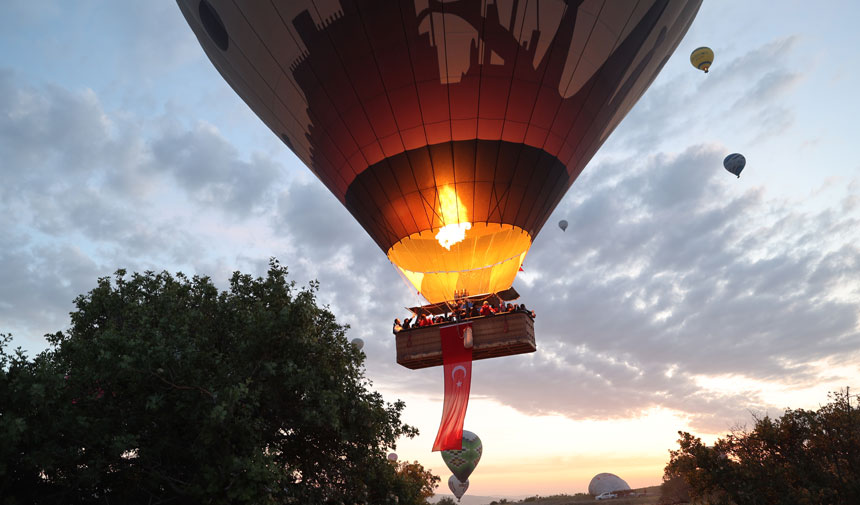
[435,185,471,250]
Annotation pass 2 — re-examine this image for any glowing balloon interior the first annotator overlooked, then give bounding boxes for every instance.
[179,0,702,304]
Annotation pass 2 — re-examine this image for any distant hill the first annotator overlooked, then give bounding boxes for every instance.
[430,495,521,505]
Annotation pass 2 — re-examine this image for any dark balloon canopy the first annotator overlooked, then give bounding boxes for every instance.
[724,153,746,178]
[179,0,702,303]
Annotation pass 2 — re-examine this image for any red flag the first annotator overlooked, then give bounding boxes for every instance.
[432,323,473,451]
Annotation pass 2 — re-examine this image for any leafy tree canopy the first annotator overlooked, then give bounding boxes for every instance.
[664,389,860,505]
[0,260,437,504]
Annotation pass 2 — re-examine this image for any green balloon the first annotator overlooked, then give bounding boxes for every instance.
[441,430,483,482]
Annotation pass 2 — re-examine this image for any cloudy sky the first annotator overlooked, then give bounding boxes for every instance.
[2,0,860,497]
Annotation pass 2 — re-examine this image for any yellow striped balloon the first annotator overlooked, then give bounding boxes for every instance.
[690,46,714,73]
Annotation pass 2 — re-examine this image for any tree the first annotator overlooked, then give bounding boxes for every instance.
[393,461,441,504]
[664,389,860,505]
[658,475,691,504]
[0,260,438,504]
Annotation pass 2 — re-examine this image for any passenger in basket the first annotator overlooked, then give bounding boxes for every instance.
[402,317,412,330]
[479,301,494,317]
[518,303,536,318]
[393,318,403,334]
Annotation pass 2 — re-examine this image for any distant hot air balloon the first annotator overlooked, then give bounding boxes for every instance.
[448,475,469,501]
[441,430,482,483]
[350,338,364,351]
[723,153,746,178]
[387,452,398,462]
[690,46,714,73]
[558,219,568,232]
[589,473,631,496]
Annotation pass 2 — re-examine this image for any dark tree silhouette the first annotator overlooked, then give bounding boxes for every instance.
[0,260,437,504]
[664,389,860,505]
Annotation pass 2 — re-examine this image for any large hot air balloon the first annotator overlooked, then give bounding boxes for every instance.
[441,430,482,482]
[179,0,702,301]
[179,0,702,360]
[448,475,469,501]
[690,46,714,73]
[723,153,746,178]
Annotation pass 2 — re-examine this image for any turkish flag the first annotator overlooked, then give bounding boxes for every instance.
[432,323,473,451]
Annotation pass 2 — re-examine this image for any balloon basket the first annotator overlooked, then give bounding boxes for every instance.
[395,311,535,369]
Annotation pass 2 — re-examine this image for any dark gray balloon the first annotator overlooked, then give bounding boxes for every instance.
[723,153,746,178]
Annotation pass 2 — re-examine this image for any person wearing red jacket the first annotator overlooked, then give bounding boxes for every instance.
[479,301,495,316]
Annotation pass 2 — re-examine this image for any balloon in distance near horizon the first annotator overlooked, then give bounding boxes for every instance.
[448,475,469,501]
[179,0,703,305]
[350,338,364,351]
[387,452,397,462]
[588,473,631,496]
[441,430,483,483]
[558,219,568,232]
[690,46,714,73]
[723,153,746,178]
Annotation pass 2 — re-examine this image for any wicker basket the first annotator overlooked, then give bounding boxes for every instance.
[395,311,536,369]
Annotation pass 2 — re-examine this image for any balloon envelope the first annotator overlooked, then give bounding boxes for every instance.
[387,452,397,462]
[180,0,702,303]
[350,338,364,351]
[558,219,568,232]
[448,475,469,500]
[723,153,746,178]
[690,46,714,73]
[441,430,482,482]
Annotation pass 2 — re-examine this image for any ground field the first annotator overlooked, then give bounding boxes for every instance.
[494,486,662,505]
